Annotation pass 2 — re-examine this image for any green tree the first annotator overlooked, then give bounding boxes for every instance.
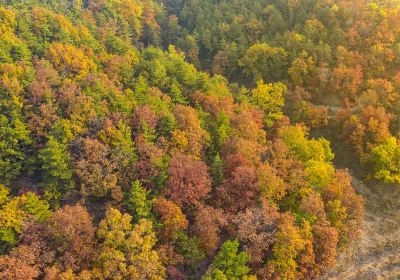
[240,43,288,82]
[176,231,205,272]
[0,190,51,253]
[366,136,400,184]
[278,125,334,163]
[250,81,286,127]
[39,136,74,203]
[211,153,224,186]
[126,180,152,221]
[203,240,254,280]
[0,115,31,185]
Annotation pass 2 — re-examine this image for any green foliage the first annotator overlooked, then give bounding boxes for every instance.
[367,137,400,184]
[176,231,205,272]
[250,81,286,127]
[203,240,253,280]
[279,125,334,163]
[126,180,152,220]
[0,115,32,185]
[305,160,335,189]
[0,189,51,252]
[211,153,224,186]
[39,136,74,201]
[240,43,288,82]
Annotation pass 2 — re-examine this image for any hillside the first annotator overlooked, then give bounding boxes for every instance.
[0,0,399,279]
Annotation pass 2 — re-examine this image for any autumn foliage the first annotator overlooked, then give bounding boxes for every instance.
[5,0,398,278]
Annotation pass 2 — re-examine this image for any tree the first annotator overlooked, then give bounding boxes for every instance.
[44,205,96,272]
[234,201,281,266]
[0,115,32,185]
[299,192,327,223]
[325,200,348,244]
[171,105,209,159]
[74,138,119,199]
[313,224,338,274]
[257,163,286,203]
[284,87,328,129]
[278,125,334,163]
[323,170,364,244]
[98,119,137,190]
[250,81,286,127]
[153,197,188,242]
[216,165,259,214]
[97,208,165,280]
[212,43,240,79]
[0,191,51,253]
[341,106,392,156]
[39,136,74,203]
[45,42,95,79]
[265,214,306,280]
[134,135,169,191]
[288,51,316,88]
[330,64,363,98]
[0,184,9,206]
[305,160,335,189]
[176,232,205,272]
[203,240,254,280]
[194,206,227,256]
[211,153,224,186]
[239,43,288,82]
[0,8,15,35]
[166,153,211,207]
[0,240,41,280]
[132,105,159,142]
[126,180,152,221]
[367,136,400,184]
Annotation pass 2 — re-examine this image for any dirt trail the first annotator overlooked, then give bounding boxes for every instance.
[322,173,400,280]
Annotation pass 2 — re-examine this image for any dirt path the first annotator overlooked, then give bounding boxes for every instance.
[322,174,400,280]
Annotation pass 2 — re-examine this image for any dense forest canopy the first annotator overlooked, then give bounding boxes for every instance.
[0,0,400,279]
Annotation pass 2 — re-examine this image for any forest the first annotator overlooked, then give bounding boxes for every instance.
[0,0,399,279]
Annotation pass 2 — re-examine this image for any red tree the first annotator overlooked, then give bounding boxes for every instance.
[165,153,211,207]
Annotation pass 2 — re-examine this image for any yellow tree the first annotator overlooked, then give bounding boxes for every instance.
[96,208,165,280]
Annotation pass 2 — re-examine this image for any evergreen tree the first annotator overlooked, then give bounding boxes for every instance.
[126,180,152,220]
[39,136,74,202]
[203,240,254,280]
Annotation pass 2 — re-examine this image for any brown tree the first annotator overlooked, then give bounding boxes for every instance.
[165,153,211,207]
[194,206,227,256]
[313,223,339,274]
[44,205,97,272]
[74,138,119,198]
[153,197,188,242]
[216,165,259,214]
[234,200,281,266]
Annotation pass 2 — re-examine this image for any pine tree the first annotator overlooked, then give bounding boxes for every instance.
[39,136,74,202]
[126,180,152,221]
[203,240,254,280]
